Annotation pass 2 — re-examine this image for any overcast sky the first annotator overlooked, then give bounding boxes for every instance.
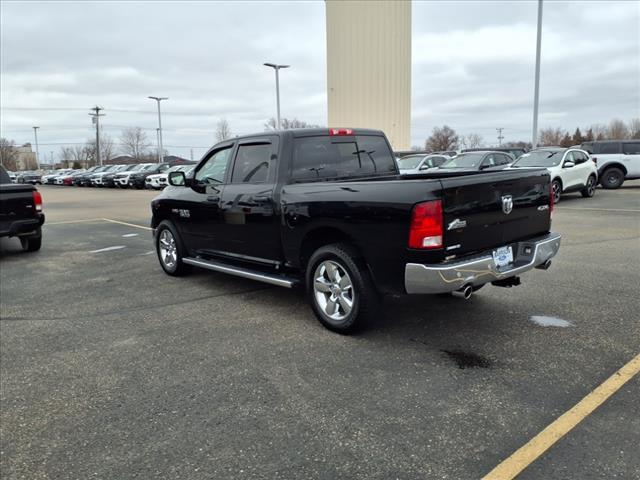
[1,0,638,160]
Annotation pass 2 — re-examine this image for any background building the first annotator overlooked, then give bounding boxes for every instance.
[326,0,411,150]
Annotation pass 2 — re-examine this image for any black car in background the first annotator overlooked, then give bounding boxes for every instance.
[461,147,526,158]
[16,171,42,185]
[128,163,171,189]
[74,166,105,186]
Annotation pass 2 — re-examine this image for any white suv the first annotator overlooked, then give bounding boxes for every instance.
[511,147,598,203]
[580,140,640,189]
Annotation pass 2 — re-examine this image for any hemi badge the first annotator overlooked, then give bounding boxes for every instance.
[447,218,467,230]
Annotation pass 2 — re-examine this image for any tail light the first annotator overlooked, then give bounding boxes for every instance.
[408,200,443,249]
[33,191,43,212]
[329,128,353,136]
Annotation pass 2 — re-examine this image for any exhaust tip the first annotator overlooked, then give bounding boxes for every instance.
[452,284,473,300]
[536,260,552,270]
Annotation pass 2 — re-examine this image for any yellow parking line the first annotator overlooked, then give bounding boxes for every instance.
[483,353,640,480]
[101,218,152,231]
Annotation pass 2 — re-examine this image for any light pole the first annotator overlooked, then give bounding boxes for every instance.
[32,126,40,170]
[263,63,289,129]
[148,96,168,163]
[532,0,543,148]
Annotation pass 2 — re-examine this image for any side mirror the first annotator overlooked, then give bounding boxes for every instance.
[563,161,575,168]
[168,171,187,186]
[419,164,430,170]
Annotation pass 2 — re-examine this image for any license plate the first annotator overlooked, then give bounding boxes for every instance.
[492,246,513,268]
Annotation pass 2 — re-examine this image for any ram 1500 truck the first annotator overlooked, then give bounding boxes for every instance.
[0,165,44,251]
[151,128,561,333]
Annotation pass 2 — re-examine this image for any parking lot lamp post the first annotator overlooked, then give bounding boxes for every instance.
[532,0,543,148]
[32,126,40,170]
[148,96,168,163]
[263,63,289,129]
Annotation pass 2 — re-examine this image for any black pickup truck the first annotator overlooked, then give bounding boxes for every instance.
[151,128,560,333]
[0,165,44,251]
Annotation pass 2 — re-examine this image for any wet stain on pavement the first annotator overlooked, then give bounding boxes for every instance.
[442,349,492,369]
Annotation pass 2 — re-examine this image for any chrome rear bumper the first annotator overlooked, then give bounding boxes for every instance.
[404,232,561,294]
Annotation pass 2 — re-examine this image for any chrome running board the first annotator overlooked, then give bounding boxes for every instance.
[182,257,298,288]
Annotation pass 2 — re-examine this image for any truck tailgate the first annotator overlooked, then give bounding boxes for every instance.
[0,184,37,233]
[439,169,551,256]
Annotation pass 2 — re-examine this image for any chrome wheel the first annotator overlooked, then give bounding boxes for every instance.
[587,176,596,196]
[552,181,561,203]
[158,229,178,269]
[313,260,354,322]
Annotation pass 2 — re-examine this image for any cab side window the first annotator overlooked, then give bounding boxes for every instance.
[231,143,273,184]
[195,147,232,185]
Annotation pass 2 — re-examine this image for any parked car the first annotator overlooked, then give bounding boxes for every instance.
[437,151,515,171]
[90,165,126,187]
[0,165,44,251]
[510,148,597,203]
[151,128,560,333]
[103,164,140,188]
[461,147,527,158]
[16,171,42,185]
[113,163,156,188]
[580,140,640,189]
[42,169,72,185]
[73,166,103,186]
[397,154,449,174]
[129,163,171,189]
[145,165,194,189]
[55,169,84,185]
[6,171,17,183]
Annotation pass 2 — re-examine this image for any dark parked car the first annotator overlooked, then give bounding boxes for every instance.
[16,171,42,185]
[0,165,44,251]
[151,128,560,333]
[438,151,514,171]
[74,166,104,186]
[462,147,527,158]
[129,163,171,189]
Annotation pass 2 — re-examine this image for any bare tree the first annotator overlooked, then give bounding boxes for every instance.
[628,118,640,139]
[425,125,458,151]
[504,140,532,150]
[215,118,232,142]
[538,127,565,146]
[119,127,150,160]
[0,138,19,171]
[589,124,608,140]
[86,133,115,165]
[608,118,628,140]
[264,117,320,130]
[460,133,484,149]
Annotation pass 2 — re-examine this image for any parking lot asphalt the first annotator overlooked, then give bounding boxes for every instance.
[1,183,639,479]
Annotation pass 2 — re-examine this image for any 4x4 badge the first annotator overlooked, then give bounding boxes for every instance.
[501,195,513,215]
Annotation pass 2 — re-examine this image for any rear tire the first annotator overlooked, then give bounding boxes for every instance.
[155,221,190,276]
[552,179,562,204]
[306,243,380,334]
[600,167,624,189]
[581,175,597,197]
[20,231,42,252]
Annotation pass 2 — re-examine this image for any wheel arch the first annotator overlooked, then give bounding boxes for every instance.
[299,226,358,270]
[599,162,628,176]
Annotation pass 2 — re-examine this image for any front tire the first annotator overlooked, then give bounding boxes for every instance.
[155,221,190,276]
[600,167,624,189]
[581,175,597,198]
[306,243,380,334]
[552,179,562,204]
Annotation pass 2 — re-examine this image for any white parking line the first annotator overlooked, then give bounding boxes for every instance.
[559,207,640,213]
[102,218,152,231]
[90,245,126,253]
[46,218,104,225]
[122,233,139,238]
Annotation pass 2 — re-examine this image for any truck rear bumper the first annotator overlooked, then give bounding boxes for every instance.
[404,232,561,294]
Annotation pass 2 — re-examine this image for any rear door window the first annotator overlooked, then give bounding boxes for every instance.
[595,142,621,154]
[230,143,275,183]
[622,142,640,154]
[292,135,396,181]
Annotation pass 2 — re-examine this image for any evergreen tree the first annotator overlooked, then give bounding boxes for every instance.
[572,128,583,145]
[560,133,573,148]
